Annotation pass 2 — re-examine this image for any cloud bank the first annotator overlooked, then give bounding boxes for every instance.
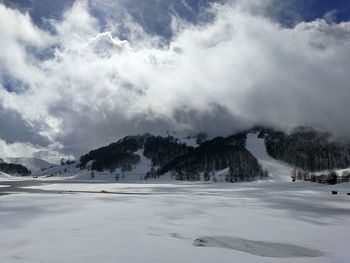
[0,0,350,158]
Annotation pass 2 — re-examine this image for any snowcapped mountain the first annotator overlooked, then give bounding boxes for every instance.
[74,127,350,183]
[78,132,266,182]
[1,127,349,183]
[5,157,56,174]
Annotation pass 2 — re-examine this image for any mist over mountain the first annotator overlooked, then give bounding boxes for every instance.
[1,2,350,262]
[5,157,56,173]
[73,126,350,182]
[0,0,350,162]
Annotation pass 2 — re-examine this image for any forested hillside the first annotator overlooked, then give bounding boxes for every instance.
[77,126,350,182]
[80,135,148,171]
[143,136,192,167]
[261,127,350,171]
[79,132,266,181]
[0,159,31,176]
[160,133,265,180]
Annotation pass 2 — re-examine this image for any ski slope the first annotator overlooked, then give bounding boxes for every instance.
[246,133,294,181]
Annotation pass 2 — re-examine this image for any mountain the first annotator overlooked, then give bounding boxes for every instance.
[258,126,350,171]
[2,126,348,182]
[5,157,56,174]
[0,158,31,176]
[79,132,266,182]
[77,126,350,183]
[159,132,265,180]
[80,134,149,172]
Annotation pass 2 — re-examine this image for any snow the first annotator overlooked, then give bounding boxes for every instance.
[193,236,323,258]
[23,149,155,181]
[1,180,350,262]
[246,133,294,181]
[114,149,153,180]
[0,171,11,179]
[314,168,350,177]
[23,182,200,192]
[2,133,350,261]
[35,163,76,177]
[50,149,155,182]
[0,171,20,180]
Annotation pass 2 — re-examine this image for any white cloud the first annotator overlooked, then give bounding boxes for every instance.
[0,139,41,159]
[0,4,52,89]
[0,138,72,163]
[0,0,350,157]
[324,10,338,24]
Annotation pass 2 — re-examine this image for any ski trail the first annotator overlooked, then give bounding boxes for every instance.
[246,133,293,181]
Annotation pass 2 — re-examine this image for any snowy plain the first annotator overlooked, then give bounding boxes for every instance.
[1,181,350,263]
[0,133,349,262]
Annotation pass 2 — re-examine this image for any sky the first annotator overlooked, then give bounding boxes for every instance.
[0,0,350,161]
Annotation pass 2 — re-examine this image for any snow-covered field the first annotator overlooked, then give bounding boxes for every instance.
[1,133,349,262]
[1,180,350,263]
[0,171,24,181]
[0,171,12,178]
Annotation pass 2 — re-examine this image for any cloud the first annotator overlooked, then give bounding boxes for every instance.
[0,4,52,87]
[0,138,43,159]
[324,10,338,24]
[0,103,49,145]
[0,0,350,158]
[0,138,72,163]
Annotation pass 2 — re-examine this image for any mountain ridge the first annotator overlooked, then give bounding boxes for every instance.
[2,126,350,182]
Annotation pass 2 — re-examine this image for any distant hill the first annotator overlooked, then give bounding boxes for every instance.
[0,158,31,176]
[5,157,56,174]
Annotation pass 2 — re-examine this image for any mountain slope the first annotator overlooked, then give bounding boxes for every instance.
[246,133,293,181]
[0,159,31,176]
[80,135,148,172]
[160,133,264,179]
[262,127,350,171]
[7,126,345,182]
[6,157,56,174]
[0,171,12,179]
[78,132,265,182]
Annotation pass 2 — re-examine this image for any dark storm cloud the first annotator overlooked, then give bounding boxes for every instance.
[0,105,48,145]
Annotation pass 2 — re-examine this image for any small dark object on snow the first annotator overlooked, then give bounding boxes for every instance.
[332,191,337,195]
[195,243,206,247]
[194,238,207,246]
[347,193,350,196]
[100,190,109,193]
